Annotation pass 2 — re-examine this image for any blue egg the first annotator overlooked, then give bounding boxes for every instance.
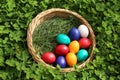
[56,34,70,45]
[68,27,80,41]
[56,56,66,68]
[77,49,89,61]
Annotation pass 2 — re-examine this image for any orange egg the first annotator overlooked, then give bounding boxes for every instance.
[69,40,80,54]
[65,52,77,66]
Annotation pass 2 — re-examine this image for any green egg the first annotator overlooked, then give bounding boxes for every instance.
[77,49,89,61]
[56,34,71,45]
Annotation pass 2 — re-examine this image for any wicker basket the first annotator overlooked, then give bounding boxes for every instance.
[27,8,96,72]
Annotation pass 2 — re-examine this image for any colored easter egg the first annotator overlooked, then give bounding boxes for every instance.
[78,24,89,37]
[56,56,66,68]
[56,34,71,45]
[69,40,80,54]
[66,52,77,66]
[41,52,56,64]
[55,44,69,55]
[68,27,80,40]
[78,38,92,49]
[77,49,89,61]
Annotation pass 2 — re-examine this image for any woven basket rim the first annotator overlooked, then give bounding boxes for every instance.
[27,8,96,72]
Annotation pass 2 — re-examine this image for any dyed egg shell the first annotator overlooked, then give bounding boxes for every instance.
[66,52,77,66]
[56,56,66,68]
[55,44,69,55]
[56,34,70,45]
[78,38,92,49]
[69,40,80,54]
[77,49,89,61]
[68,27,80,40]
[78,24,89,37]
[41,52,56,64]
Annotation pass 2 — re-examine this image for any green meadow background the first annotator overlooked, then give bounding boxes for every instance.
[0,0,120,80]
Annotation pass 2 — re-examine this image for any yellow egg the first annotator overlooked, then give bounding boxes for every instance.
[66,52,77,66]
[69,40,80,54]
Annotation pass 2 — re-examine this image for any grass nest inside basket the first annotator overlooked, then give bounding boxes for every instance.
[32,16,80,55]
[27,8,96,72]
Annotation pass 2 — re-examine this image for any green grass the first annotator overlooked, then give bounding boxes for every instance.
[0,0,120,80]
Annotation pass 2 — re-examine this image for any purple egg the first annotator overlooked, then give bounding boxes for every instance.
[56,56,66,68]
[68,27,80,41]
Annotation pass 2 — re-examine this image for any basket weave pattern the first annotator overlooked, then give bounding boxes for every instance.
[27,8,96,72]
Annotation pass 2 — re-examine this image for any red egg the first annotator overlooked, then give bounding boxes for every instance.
[41,52,56,64]
[78,38,92,48]
[55,45,69,55]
